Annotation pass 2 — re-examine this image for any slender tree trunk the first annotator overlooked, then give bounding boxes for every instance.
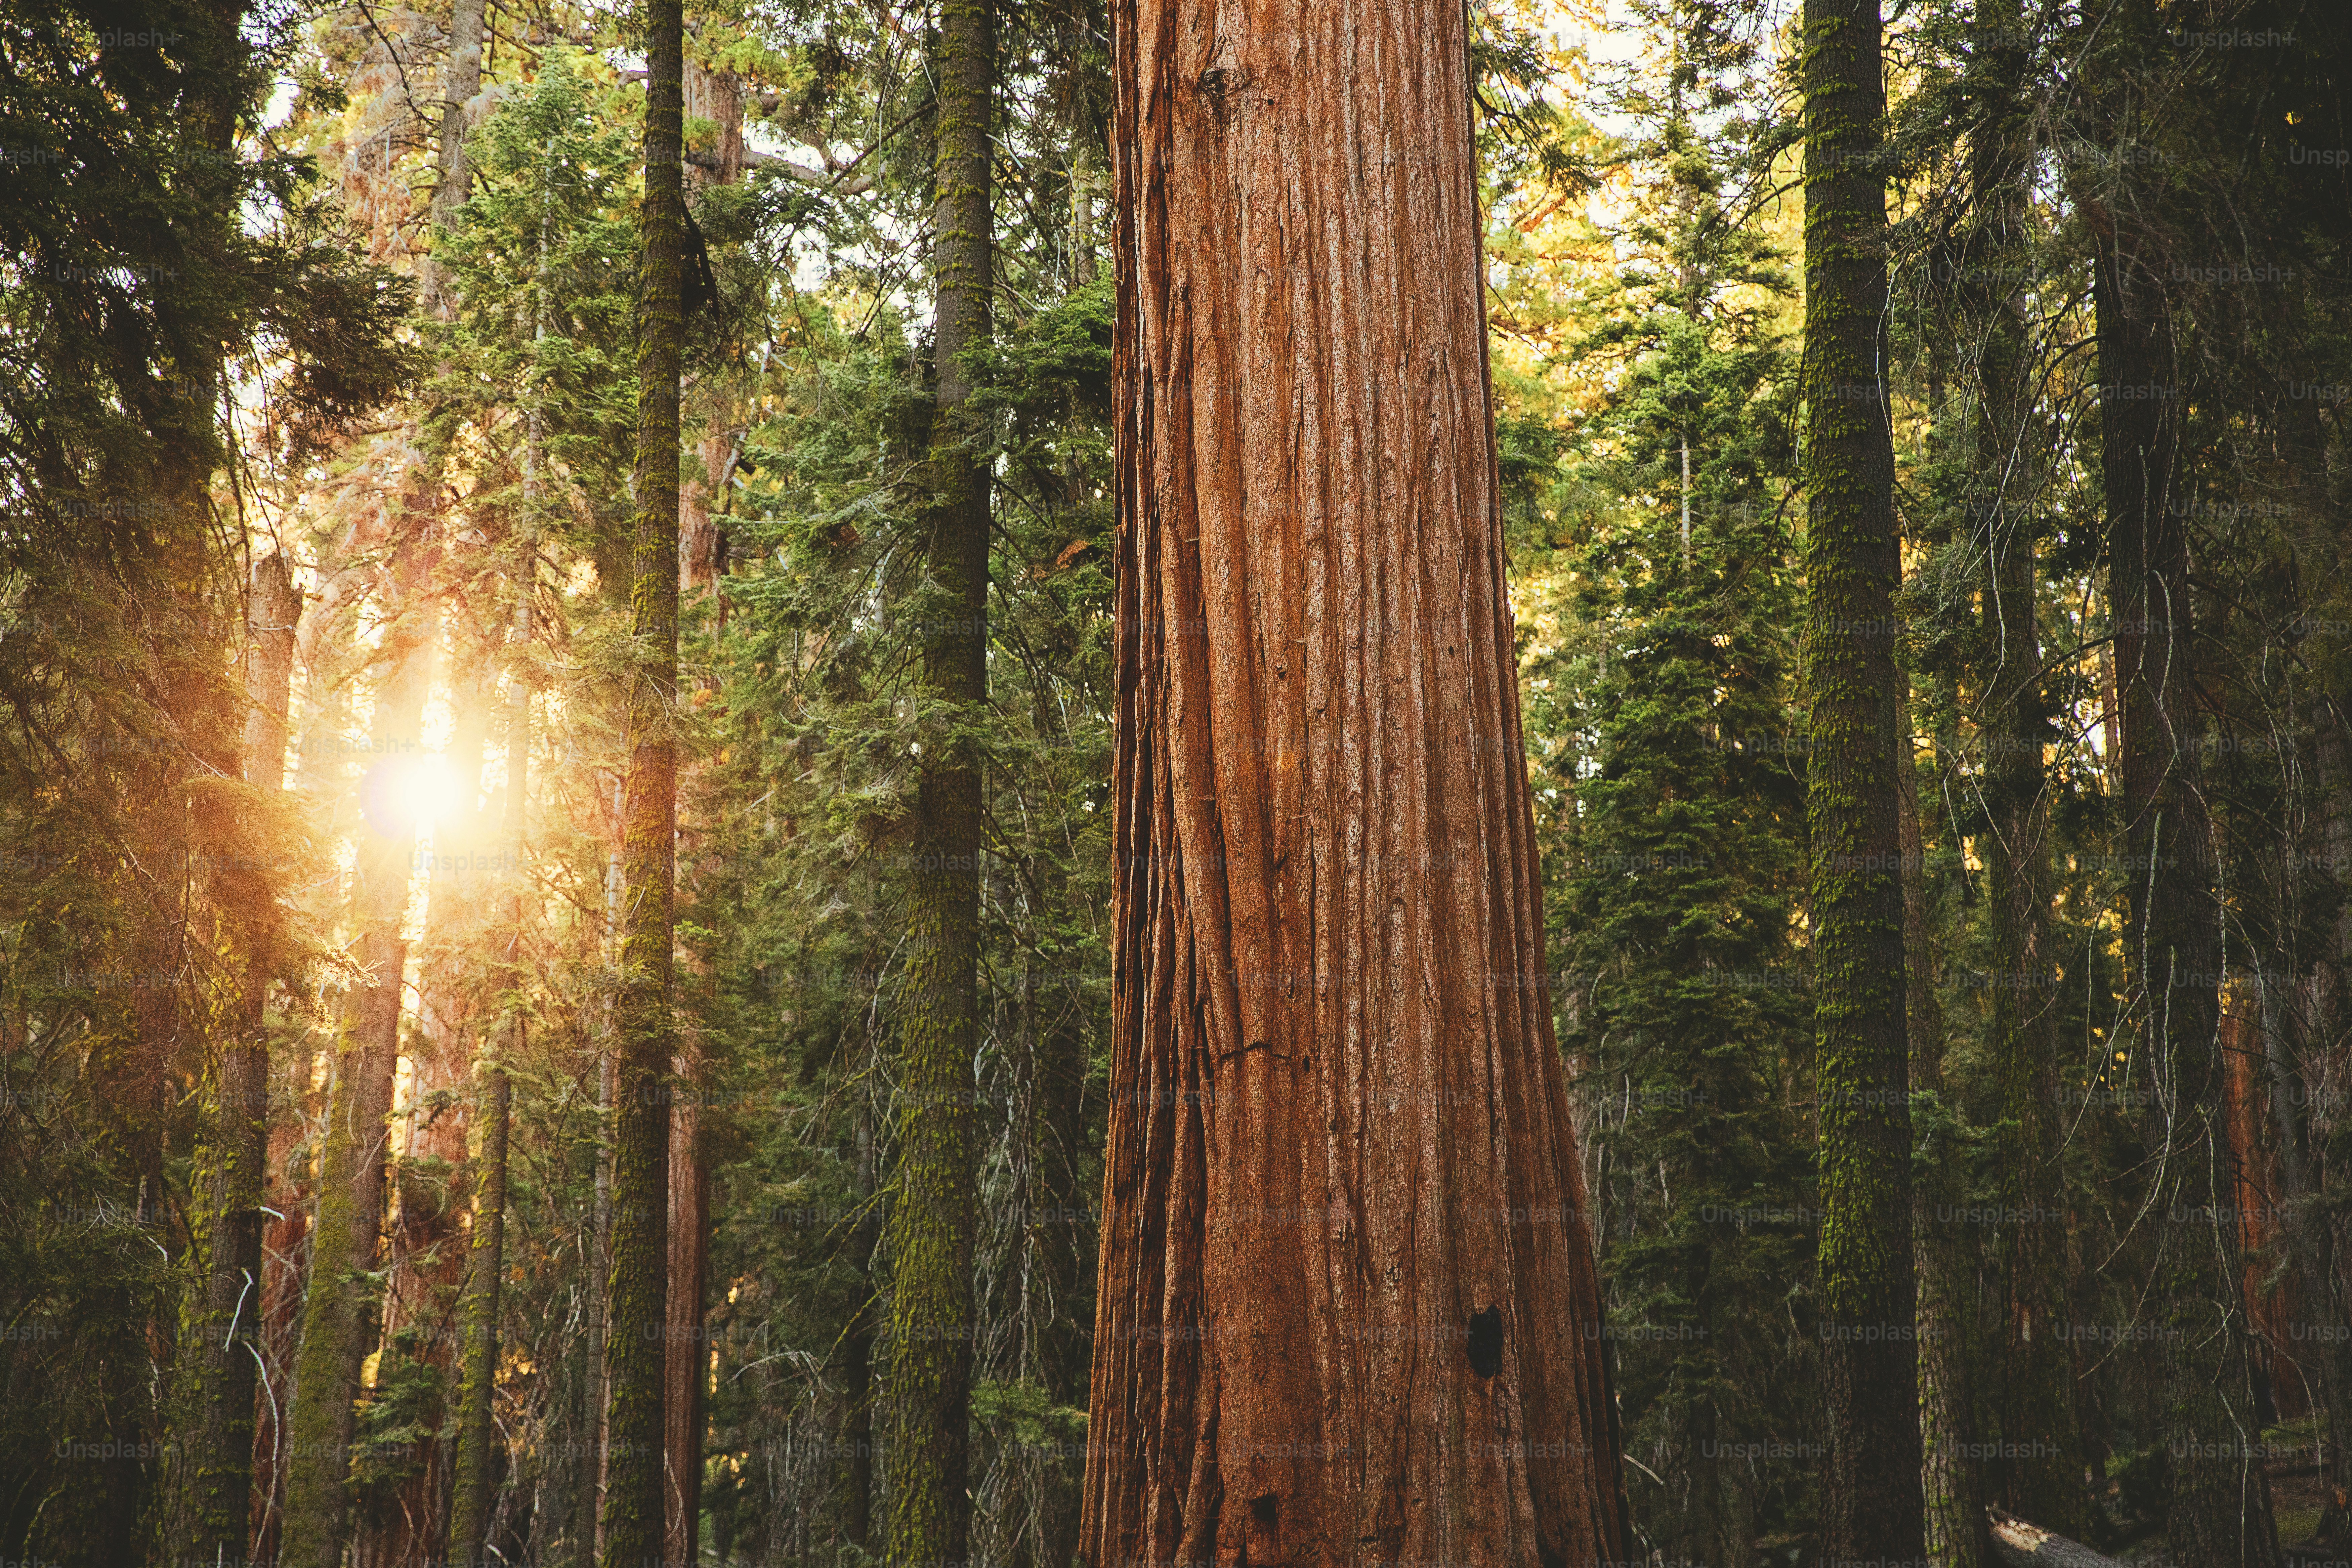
[604,0,685,1554]
[1069,94,1100,290]
[366,640,487,1568]
[1963,0,2082,1526]
[445,1065,510,1568]
[884,0,993,1556]
[1903,729,1990,1568]
[447,587,530,1568]
[180,553,301,1567]
[841,1079,881,1552]
[2273,400,2352,1545]
[2096,127,2277,1568]
[1080,0,1628,1554]
[663,1077,708,1568]
[283,520,438,1568]
[256,1058,321,1561]
[1800,0,1922,1558]
[661,71,749,1554]
[258,515,367,1558]
[577,1045,615,1568]
[1034,965,1092,1568]
[422,0,486,322]
[2304,690,2352,1541]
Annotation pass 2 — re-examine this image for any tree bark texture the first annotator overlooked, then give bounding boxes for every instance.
[883,0,993,1558]
[1799,0,1923,1559]
[421,0,486,321]
[604,0,684,1553]
[2096,174,2279,1568]
[1081,0,1628,1558]
[662,1080,708,1568]
[2292,691,2352,1543]
[282,519,438,1568]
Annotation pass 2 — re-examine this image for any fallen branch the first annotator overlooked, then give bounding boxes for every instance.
[1987,1508,2127,1568]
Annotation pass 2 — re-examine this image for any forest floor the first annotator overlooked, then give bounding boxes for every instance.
[2094,1429,2336,1568]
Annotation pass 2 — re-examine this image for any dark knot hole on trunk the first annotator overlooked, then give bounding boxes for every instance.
[1245,1491,1281,1567]
[1467,1304,1505,1378]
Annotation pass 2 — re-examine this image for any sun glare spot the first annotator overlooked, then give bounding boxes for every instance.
[361,753,465,837]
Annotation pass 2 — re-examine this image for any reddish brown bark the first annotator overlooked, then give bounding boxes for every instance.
[663,1083,708,1568]
[2221,993,2300,1421]
[1082,0,1627,1558]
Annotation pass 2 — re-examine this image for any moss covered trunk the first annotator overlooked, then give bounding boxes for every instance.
[1799,0,1923,1557]
[883,0,993,1554]
[603,0,685,1554]
[1080,0,1628,1553]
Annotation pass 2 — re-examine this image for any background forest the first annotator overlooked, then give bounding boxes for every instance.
[2,0,2349,1564]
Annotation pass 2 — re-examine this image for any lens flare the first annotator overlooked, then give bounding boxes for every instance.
[359,754,463,837]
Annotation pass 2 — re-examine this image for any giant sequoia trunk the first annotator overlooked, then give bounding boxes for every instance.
[1798,0,1923,1557]
[1079,0,1627,1556]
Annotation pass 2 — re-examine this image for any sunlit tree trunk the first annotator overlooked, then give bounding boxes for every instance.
[282,518,438,1568]
[1080,0,1627,1555]
[180,552,300,1567]
[1799,0,1922,1556]
[448,584,529,1568]
[603,0,685,1553]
